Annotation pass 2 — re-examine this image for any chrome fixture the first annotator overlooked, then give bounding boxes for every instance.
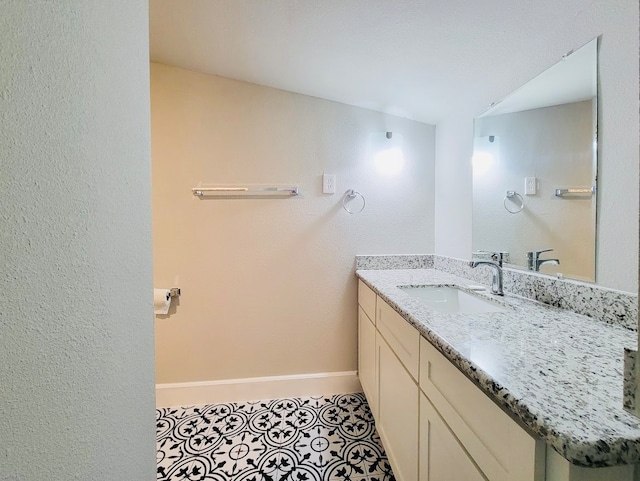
[504,190,524,214]
[473,250,509,265]
[489,252,505,267]
[527,249,560,271]
[342,189,366,214]
[554,186,596,198]
[192,186,299,197]
[469,260,504,296]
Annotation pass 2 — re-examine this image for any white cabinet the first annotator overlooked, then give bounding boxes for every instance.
[357,285,636,481]
[358,280,418,481]
[377,334,419,481]
[420,392,487,481]
[358,306,377,417]
[357,281,378,417]
[419,337,543,481]
[358,280,377,322]
[376,296,420,380]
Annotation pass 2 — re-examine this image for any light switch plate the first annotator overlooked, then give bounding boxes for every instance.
[525,177,537,195]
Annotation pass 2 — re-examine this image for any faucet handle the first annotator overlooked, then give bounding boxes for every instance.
[528,248,554,258]
[490,252,505,267]
[473,251,507,267]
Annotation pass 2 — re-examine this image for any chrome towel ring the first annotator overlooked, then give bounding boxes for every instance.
[504,190,524,214]
[343,189,366,214]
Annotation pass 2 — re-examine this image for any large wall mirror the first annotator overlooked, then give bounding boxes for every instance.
[472,38,598,282]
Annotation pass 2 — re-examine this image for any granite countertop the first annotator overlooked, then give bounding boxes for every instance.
[356,267,640,468]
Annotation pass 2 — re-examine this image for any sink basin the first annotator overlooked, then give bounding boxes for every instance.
[399,286,509,313]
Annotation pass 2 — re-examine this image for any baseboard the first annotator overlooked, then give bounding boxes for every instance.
[155,371,362,408]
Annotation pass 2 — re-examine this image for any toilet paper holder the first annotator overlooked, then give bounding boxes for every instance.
[169,288,181,298]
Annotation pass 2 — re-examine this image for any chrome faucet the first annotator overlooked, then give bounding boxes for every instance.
[469,260,504,296]
[527,249,560,272]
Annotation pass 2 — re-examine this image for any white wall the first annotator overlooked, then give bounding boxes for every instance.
[435,0,639,292]
[151,63,435,383]
[0,3,155,480]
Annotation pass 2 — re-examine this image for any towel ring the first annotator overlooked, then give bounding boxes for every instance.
[343,189,366,214]
[504,190,524,214]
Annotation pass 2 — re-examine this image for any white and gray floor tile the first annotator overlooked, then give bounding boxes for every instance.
[156,392,395,481]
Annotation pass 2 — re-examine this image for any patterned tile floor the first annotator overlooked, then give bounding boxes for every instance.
[156,392,396,481]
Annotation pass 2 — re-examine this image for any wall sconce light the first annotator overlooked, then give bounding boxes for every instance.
[472,135,498,177]
[371,131,404,175]
[471,151,495,176]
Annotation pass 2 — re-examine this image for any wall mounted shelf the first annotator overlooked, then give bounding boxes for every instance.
[192,186,299,198]
[554,187,595,198]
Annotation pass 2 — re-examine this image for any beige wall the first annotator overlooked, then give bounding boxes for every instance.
[152,63,435,383]
[0,2,155,480]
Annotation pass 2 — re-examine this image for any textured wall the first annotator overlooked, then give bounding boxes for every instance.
[151,63,435,383]
[435,0,639,292]
[0,2,155,480]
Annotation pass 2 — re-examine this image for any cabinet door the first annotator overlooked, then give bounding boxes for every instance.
[420,393,488,481]
[420,338,543,481]
[358,306,378,418]
[377,335,419,481]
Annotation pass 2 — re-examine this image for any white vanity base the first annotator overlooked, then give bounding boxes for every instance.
[357,280,638,481]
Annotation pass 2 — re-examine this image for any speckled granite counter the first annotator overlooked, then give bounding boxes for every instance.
[356,268,640,468]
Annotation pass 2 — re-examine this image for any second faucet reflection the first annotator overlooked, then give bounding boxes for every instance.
[528,249,560,272]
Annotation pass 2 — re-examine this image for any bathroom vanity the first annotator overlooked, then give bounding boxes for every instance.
[356,261,640,481]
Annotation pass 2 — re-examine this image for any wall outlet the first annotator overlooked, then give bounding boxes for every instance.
[525,177,537,195]
[323,174,336,194]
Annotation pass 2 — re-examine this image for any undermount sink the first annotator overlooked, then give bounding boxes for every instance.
[399,286,509,313]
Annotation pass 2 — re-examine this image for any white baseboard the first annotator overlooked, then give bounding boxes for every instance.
[156,371,362,408]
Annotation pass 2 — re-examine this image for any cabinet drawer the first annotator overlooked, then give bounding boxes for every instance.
[376,297,420,381]
[358,280,376,324]
[420,338,543,481]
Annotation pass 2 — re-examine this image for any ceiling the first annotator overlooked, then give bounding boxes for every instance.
[149,1,594,124]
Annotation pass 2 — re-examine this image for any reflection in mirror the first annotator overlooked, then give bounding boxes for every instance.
[472,38,598,282]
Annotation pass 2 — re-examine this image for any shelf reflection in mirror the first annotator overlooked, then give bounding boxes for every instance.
[472,38,598,282]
